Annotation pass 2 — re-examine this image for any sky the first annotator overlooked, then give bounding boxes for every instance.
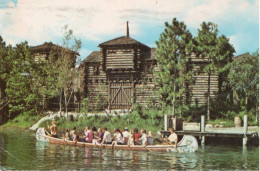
[0,0,259,61]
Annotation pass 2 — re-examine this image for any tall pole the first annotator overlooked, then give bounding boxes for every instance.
[201,115,205,146]
[207,71,211,120]
[126,21,129,37]
[243,115,248,147]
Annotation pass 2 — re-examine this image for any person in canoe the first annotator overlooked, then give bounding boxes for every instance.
[70,127,79,142]
[84,126,93,143]
[92,126,98,140]
[62,129,70,141]
[133,128,141,145]
[122,127,131,145]
[165,128,178,148]
[101,127,112,145]
[112,128,124,148]
[138,129,147,146]
[92,128,103,145]
[46,120,58,138]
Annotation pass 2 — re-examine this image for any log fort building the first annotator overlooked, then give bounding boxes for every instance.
[81,22,218,111]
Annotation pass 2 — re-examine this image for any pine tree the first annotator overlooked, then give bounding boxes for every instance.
[194,22,235,120]
[155,18,193,117]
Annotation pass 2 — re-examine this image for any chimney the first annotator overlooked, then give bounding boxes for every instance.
[126,21,129,37]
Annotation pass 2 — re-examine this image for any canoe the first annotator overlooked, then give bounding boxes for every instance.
[36,128,198,153]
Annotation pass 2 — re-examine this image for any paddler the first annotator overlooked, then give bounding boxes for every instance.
[47,120,58,138]
[165,128,178,148]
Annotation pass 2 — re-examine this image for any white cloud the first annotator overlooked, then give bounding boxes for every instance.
[0,0,258,57]
[229,35,239,52]
[184,0,258,28]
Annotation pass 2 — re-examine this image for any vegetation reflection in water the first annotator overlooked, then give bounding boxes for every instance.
[0,129,259,170]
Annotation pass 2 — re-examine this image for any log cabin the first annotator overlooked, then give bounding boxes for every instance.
[80,22,219,111]
[30,42,79,111]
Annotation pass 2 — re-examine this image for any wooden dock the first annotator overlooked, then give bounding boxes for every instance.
[162,115,259,147]
[161,130,258,139]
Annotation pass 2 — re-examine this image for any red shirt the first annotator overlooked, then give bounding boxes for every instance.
[134,133,141,140]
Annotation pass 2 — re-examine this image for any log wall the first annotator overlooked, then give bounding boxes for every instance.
[105,48,135,70]
[85,62,108,110]
[188,54,218,105]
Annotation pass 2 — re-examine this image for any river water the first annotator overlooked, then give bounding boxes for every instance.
[0,128,259,170]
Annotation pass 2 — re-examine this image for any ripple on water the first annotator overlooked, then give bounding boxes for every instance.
[0,128,259,170]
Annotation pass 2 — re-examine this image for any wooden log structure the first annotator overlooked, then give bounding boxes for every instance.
[29,42,80,111]
[80,22,222,111]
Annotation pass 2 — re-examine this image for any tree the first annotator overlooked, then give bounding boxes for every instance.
[4,42,41,117]
[194,22,235,120]
[228,51,259,120]
[0,36,9,121]
[155,18,193,117]
[49,25,81,118]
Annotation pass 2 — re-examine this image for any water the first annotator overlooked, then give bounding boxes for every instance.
[0,128,259,170]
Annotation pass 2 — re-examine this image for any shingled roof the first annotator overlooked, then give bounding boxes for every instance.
[99,36,150,49]
[30,42,79,55]
[83,51,102,63]
[30,42,62,52]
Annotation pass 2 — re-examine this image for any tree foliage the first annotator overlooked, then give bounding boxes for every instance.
[4,42,41,117]
[193,22,235,120]
[227,51,259,112]
[155,18,193,116]
[48,25,82,118]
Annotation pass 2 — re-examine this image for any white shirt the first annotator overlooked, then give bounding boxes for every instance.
[122,131,131,139]
[116,133,124,144]
[103,131,112,143]
[168,133,178,142]
[139,133,147,145]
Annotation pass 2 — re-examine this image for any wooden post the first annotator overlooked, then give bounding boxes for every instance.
[201,115,205,145]
[243,115,248,147]
[164,114,168,131]
[108,78,111,113]
[173,116,177,130]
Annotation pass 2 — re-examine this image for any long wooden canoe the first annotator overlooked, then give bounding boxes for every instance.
[36,128,198,153]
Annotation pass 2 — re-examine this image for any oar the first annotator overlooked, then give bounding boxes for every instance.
[163,138,173,145]
[135,141,152,152]
[164,138,178,150]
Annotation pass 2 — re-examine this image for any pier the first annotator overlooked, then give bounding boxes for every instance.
[162,115,259,147]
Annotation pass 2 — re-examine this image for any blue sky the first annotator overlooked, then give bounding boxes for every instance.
[0,0,258,60]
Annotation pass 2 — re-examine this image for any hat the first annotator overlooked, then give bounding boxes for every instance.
[124,127,129,131]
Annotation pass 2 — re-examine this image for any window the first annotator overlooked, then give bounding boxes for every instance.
[93,66,100,75]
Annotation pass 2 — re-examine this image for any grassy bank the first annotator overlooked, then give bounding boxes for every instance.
[1,106,258,132]
[1,113,42,129]
[39,109,164,133]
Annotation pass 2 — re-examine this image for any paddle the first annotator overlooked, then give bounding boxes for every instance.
[164,138,178,149]
[163,138,172,145]
[135,141,152,152]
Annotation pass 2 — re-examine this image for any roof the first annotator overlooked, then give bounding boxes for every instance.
[30,42,78,55]
[30,42,62,52]
[83,51,102,63]
[99,36,150,48]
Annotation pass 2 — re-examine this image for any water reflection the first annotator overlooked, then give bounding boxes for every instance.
[0,128,259,170]
[84,147,92,166]
[33,142,260,170]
